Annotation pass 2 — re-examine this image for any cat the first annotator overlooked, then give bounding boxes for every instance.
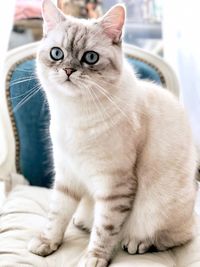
[28,0,197,266]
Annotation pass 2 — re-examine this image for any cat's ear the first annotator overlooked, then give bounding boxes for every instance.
[42,0,65,34]
[99,4,126,44]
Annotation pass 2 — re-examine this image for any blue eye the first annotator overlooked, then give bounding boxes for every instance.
[82,51,99,65]
[50,47,64,61]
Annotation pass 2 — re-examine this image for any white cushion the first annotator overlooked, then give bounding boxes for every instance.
[0,185,200,267]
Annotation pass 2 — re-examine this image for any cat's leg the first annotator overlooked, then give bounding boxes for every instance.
[121,170,196,255]
[122,214,195,255]
[73,196,94,233]
[78,176,136,267]
[154,216,195,251]
[122,230,153,255]
[28,179,81,256]
[121,209,151,255]
[121,194,196,255]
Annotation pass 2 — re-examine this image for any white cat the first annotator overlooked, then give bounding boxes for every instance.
[28,1,197,266]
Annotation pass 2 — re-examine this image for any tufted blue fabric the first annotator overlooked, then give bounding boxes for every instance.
[127,58,162,83]
[10,60,53,188]
[9,57,162,188]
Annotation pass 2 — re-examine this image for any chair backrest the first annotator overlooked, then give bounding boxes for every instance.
[0,42,180,188]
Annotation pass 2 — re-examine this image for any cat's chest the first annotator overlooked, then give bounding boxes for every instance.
[51,123,102,155]
[52,125,110,177]
[52,123,135,164]
[51,113,116,147]
[52,123,117,167]
[50,114,137,180]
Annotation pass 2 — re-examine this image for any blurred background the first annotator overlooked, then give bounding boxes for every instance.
[1,0,200,154]
[10,0,163,54]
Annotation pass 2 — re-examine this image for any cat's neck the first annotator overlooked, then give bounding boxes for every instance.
[48,85,124,128]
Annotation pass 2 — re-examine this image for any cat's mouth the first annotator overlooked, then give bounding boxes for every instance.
[65,75,74,83]
[64,77,76,86]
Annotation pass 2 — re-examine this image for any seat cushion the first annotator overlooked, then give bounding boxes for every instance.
[0,185,200,267]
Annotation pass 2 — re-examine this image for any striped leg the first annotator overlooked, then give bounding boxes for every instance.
[28,180,80,256]
[78,178,136,267]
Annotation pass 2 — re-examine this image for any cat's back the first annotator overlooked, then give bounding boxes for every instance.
[138,80,187,125]
[136,79,196,163]
[122,59,182,117]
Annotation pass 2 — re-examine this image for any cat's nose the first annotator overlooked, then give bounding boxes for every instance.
[63,68,77,77]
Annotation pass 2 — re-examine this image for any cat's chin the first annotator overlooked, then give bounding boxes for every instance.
[57,82,83,98]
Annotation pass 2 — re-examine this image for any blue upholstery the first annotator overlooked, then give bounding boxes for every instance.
[9,57,162,188]
[127,58,161,83]
[10,60,53,188]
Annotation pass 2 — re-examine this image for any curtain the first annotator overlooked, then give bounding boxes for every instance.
[163,0,200,155]
[0,1,16,74]
[0,1,16,166]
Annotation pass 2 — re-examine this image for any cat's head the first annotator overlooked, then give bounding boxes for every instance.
[38,0,126,97]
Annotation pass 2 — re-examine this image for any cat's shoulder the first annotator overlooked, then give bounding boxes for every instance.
[136,79,185,117]
[138,80,178,103]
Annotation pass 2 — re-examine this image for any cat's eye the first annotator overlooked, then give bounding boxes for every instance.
[81,51,99,65]
[50,47,64,61]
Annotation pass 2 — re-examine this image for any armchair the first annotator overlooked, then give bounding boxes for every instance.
[0,42,199,267]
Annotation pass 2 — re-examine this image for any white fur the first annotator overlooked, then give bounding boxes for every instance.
[28,2,197,266]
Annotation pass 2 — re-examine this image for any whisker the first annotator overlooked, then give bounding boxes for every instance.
[77,80,109,130]
[90,85,117,130]
[86,79,133,126]
[10,76,38,86]
[13,85,42,113]
[91,78,148,118]
[87,86,109,128]
[16,68,36,73]
[10,74,37,81]
[77,78,118,132]
[9,82,40,100]
[80,82,105,121]
[90,79,174,146]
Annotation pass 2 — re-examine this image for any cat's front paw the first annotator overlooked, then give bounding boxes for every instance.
[28,235,60,256]
[121,235,152,255]
[78,254,109,267]
[121,235,139,254]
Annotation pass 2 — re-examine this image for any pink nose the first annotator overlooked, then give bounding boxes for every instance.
[63,68,76,77]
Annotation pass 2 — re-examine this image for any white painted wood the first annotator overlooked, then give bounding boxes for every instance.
[0,0,16,181]
[124,43,180,97]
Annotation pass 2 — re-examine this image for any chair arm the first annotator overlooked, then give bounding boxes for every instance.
[0,66,16,182]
